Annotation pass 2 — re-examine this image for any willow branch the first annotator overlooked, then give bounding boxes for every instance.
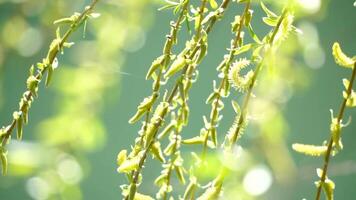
[315,62,356,200]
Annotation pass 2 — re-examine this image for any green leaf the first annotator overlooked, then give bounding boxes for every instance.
[260,2,277,18]
[332,42,355,68]
[133,193,154,200]
[210,128,217,147]
[157,122,175,139]
[117,156,140,173]
[206,91,219,104]
[0,148,7,175]
[231,100,241,114]
[175,165,186,184]
[197,181,222,200]
[231,15,241,33]
[164,56,187,79]
[194,15,201,31]
[146,55,164,80]
[292,143,327,156]
[88,13,101,19]
[262,17,278,27]
[154,173,167,186]
[234,43,252,55]
[316,169,335,200]
[16,113,23,140]
[26,75,40,96]
[196,41,208,64]
[323,179,335,200]
[150,142,165,163]
[182,136,205,145]
[209,0,218,9]
[244,9,253,26]
[247,24,262,44]
[0,127,6,137]
[117,150,127,166]
[342,79,356,107]
[183,176,197,199]
[330,117,343,150]
[53,17,74,25]
[45,64,54,87]
[129,94,158,124]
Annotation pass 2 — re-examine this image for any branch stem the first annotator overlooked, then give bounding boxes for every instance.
[315,62,356,200]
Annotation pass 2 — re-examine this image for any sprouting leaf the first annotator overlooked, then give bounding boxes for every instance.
[45,65,53,87]
[146,55,164,80]
[196,181,222,200]
[343,78,350,89]
[244,9,253,26]
[88,13,101,18]
[19,100,28,124]
[194,15,201,31]
[183,176,197,199]
[158,4,176,11]
[231,100,241,114]
[54,17,74,25]
[332,42,356,68]
[63,42,75,49]
[164,140,176,156]
[343,91,356,107]
[231,15,241,33]
[175,165,186,184]
[0,148,7,175]
[315,168,335,200]
[134,193,155,200]
[210,128,217,147]
[129,94,158,124]
[221,78,230,97]
[260,2,277,18]
[26,76,40,97]
[154,173,167,186]
[0,127,6,137]
[234,43,252,55]
[13,111,23,140]
[262,16,278,27]
[53,12,80,25]
[117,150,127,166]
[182,136,205,145]
[164,56,187,79]
[247,24,262,44]
[157,122,175,139]
[196,41,208,64]
[330,113,343,150]
[209,0,218,9]
[292,143,327,156]
[117,156,140,173]
[342,79,356,107]
[323,179,335,200]
[150,142,165,163]
[185,15,191,33]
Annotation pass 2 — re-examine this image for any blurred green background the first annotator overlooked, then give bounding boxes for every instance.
[0,0,356,199]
